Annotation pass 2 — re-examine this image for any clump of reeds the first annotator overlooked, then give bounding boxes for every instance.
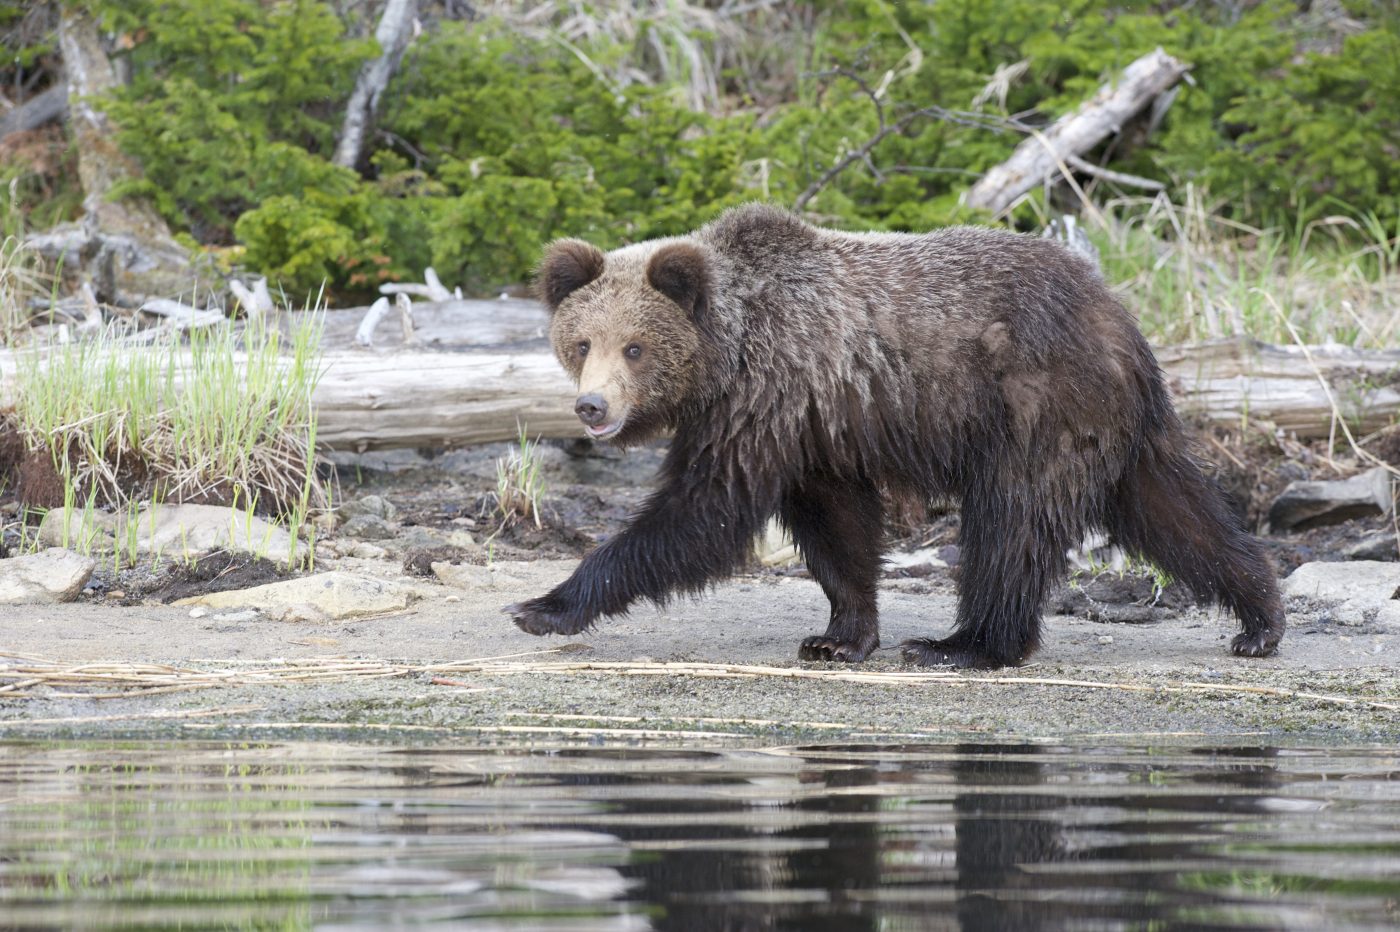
[10,308,329,567]
[1087,185,1400,348]
[494,424,548,530]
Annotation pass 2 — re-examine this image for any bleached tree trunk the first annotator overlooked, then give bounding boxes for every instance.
[38,9,209,306]
[334,0,418,170]
[965,48,1188,217]
[57,9,165,239]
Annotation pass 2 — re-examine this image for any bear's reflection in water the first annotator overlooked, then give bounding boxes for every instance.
[552,743,1286,931]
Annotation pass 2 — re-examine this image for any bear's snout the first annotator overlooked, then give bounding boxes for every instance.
[575,393,609,427]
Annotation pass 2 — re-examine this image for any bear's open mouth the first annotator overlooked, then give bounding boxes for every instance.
[585,420,623,440]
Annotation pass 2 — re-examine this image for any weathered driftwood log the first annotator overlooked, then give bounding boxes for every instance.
[228,278,274,319]
[965,48,1188,216]
[312,348,577,450]
[3,337,1397,450]
[326,296,549,350]
[1155,340,1400,440]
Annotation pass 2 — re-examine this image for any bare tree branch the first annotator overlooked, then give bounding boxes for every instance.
[792,68,1018,213]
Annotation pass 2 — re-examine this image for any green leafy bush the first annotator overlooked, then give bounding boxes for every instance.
[34,0,1392,300]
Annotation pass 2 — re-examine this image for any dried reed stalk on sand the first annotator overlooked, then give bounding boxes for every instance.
[2,650,1395,713]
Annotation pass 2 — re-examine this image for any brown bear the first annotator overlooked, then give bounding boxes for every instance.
[504,203,1285,669]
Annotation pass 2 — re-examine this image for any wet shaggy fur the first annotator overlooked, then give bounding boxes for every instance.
[506,204,1285,669]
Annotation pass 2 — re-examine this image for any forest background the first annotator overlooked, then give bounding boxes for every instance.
[2,0,1397,347]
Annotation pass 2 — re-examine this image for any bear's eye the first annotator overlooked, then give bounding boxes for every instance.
[625,343,642,360]
[577,341,590,358]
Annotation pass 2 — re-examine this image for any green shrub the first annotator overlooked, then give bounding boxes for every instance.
[29,0,1391,300]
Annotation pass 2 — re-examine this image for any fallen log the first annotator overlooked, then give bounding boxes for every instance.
[965,47,1188,217]
[2,337,1397,450]
[324,296,549,350]
[312,348,576,450]
[1155,339,1400,441]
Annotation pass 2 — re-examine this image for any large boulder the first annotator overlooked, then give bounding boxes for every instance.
[0,548,96,604]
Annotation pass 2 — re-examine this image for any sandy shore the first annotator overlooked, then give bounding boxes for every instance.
[2,558,1397,744]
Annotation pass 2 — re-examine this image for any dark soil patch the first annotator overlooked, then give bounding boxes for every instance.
[1049,573,1196,624]
[1364,425,1400,469]
[14,448,64,509]
[144,554,289,605]
[0,419,23,487]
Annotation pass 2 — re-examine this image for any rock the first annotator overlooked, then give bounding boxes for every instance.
[39,502,294,563]
[212,609,261,623]
[341,514,397,540]
[432,561,524,590]
[346,542,390,560]
[145,504,294,563]
[337,494,398,522]
[173,571,420,621]
[1267,467,1393,532]
[1283,560,1400,629]
[404,545,474,577]
[1344,531,1398,562]
[1283,560,1400,605]
[0,548,97,604]
[38,509,116,551]
[396,526,477,552]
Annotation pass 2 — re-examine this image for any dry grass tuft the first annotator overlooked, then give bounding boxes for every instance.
[1087,185,1400,348]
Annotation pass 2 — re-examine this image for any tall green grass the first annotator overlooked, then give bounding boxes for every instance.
[12,309,329,568]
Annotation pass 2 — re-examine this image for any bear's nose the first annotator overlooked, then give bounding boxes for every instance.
[575,394,609,426]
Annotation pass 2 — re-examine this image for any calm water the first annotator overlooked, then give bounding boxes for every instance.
[1,740,1398,930]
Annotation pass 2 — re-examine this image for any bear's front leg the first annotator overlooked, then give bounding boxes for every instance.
[504,476,765,638]
[780,475,884,663]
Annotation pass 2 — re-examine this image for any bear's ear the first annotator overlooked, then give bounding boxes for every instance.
[646,243,710,321]
[537,239,606,310]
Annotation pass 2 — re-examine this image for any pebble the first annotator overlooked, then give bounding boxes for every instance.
[1097,635,1114,645]
[189,607,208,618]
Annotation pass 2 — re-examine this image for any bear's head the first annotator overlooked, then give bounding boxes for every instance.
[537,238,714,445]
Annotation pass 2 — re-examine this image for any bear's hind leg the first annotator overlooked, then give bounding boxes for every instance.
[901,481,1075,669]
[1108,435,1285,658]
[780,475,884,663]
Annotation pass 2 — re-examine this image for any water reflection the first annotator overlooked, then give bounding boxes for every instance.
[0,740,1397,929]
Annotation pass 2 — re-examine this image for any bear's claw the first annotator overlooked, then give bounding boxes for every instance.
[504,597,590,637]
[1230,629,1281,658]
[899,637,1010,670]
[799,635,876,664]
